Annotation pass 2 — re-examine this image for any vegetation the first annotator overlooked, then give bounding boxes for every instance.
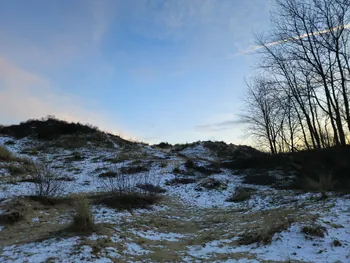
[0,145,13,161]
[99,166,162,210]
[71,195,95,233]
[29,160,67,198]
[226,187,255,202]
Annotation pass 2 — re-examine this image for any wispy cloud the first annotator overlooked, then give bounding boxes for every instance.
[195,119,241,133]
[244,23,350,54]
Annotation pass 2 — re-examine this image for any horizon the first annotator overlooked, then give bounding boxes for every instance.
[0,0,272,145]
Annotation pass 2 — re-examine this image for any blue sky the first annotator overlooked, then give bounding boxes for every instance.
[0,0,271,144]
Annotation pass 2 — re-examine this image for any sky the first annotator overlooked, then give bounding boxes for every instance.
[0,0,272,144]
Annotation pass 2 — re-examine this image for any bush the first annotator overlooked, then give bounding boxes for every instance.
[8,163,26,175]
[238,217,295,245]
[99,192,161,210]
[29,160,66,198]
[243,172,277,186]
[172,167,181,174]
[71,195,95,233]
[136,183,166,194]
[226,187,255,202]
[305,173,336,194]
[301,225,327,238]
[120,165,149,174]
[184,159,195,170]
[99,166,162,210]
[165,177,197,186]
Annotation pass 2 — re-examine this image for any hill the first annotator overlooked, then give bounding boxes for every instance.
[0,117,349,263]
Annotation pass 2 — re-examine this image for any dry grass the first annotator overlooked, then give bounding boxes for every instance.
[0,145,14,161]
[8,163,26,175]
[226,187,255,202]
[306,173,337,196]
[71,194,95,233]
[238,215,295,245]
[301,224,327,238]
[98,192,162,210]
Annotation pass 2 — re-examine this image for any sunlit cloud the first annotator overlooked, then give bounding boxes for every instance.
[0,57,131,137]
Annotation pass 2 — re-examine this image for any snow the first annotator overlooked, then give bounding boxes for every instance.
[0,135,350,263]
[125,243,152,256]
[132,229,186,241]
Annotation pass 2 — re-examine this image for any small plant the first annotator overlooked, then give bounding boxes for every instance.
[136,183,167,194]
[184,159,195,170]
[120,165,149,174]
[243,172,277,186]
[165,177,197,186]
[99,166,162,210]
[301,224,327,238]
[4,140,15,145]
[71,194,95,233]
[226,187,255,202]
[0,145,13,161]
[172,167,181,174]
[8,163,26,175]
[305,173,337,198]
[238,217,294,245]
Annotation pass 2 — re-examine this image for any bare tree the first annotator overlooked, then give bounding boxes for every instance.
[244,0,350,153]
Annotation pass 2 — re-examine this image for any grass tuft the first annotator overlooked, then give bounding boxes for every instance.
[71,194,95,233]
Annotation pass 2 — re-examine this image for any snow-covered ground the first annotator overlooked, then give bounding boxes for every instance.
[0,136,349,262]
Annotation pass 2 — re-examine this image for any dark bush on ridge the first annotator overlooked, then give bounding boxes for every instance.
[222,146,350,191]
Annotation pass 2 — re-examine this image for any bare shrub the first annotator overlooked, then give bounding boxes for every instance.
[99,165,162,210]
[29,160,67,198]
[71,194,95,233]
[306,173,337,197]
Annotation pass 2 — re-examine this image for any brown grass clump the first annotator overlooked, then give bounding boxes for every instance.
[71,194,95,233]
[238,217,295,245]
[305,173,337,198]
[226,187,255,202]
[301,224,327,238]
[0,145,13,161]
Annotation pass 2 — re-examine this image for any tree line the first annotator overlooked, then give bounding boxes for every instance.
[243,0,350,154]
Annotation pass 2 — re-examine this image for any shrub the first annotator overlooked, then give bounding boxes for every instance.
[184,159,195,170]
[0,145,13,161]
[99,192,161,210]
[4,140,15,145]
[172,167,181,174]
[120,165,149,174]
[305,173,336,197]
[238,217,295,245]
[29,160,66,198]
[154,142,173,149]
[301,225,327,238]
[8,163,26,175]
[99,166,162,210]
[243,172,277,186]
[165,177,197,186]
[226,187,255,202]
[136,183,167,194]
[71,195,95,233]
[98,171,119,178]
